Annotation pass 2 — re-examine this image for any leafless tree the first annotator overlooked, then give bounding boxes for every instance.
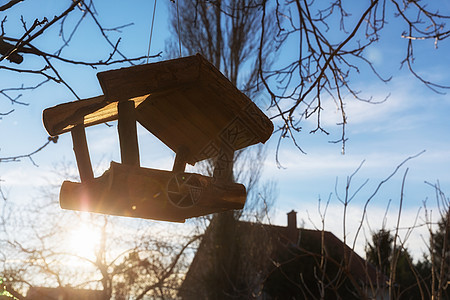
[244,153,447,300]
[0,0,157,165]
[423,182,449,300]
[167,0,278,216]
[2,1,449,161]
[165,3,280,298]
[311,155,448,300]
[0,0,161,224]
[169,2,448,298]
[167,0,276,97]
[1,1,448,298]
[0,164,199,299]
[257,1,450,155]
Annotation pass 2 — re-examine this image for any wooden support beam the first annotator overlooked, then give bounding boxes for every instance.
[172,146,189,173]
[118,100,140,166]
[213,142,234,184]
[71,124,94,183]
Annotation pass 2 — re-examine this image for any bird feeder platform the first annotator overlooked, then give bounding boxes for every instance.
[43,54,273,222]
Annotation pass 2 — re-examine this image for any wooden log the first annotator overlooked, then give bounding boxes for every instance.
[71,124,94,183]
[59,162,246,222]
[118,100,140,166]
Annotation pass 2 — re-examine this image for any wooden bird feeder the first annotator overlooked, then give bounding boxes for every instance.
[43,54,273,222]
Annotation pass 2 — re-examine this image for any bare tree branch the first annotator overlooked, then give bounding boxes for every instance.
[0,0,23,12]
[0,137,58,166]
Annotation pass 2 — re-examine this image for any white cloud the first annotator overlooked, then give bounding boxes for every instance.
[366,47,384,66]
[262,144,429,182]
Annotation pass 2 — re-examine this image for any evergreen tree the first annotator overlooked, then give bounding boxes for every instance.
[366,229,426,299]
[366,228,393,276]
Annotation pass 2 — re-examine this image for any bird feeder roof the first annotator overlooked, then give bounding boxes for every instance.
[43,54,273,164]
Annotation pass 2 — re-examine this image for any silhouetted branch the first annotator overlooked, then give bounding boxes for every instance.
[0,0,22,12]
[258,0,450,153]
[0,0,161,164]
[0,136,58,166]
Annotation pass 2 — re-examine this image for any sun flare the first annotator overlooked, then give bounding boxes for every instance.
[68,224,100,258]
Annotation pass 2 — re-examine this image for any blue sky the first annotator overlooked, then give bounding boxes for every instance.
[1,0,449,259]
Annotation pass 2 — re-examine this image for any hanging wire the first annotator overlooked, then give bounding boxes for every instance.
[176,0,182,57]
[146,0,158,63]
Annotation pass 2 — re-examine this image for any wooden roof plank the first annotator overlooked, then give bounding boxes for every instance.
[137,93,210,156]
[97,55,203,101]
[42,54,273,162]
[43,95,148,136]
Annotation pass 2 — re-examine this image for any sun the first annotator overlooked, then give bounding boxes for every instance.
[67,224,100,258]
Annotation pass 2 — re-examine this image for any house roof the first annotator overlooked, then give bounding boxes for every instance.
[180,216,387,298]
[245,222,384,285]
[42,54,273,164]
[26,286,103,300]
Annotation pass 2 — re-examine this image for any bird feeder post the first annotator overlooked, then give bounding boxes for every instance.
[213,140,234,184]
[71,124,94,183]
[117,100,140,167]
[172,146,189,173]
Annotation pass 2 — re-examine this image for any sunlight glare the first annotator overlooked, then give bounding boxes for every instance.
[68,224,100,259]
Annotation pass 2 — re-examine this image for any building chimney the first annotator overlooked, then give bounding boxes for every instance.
[287,210,297,229]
